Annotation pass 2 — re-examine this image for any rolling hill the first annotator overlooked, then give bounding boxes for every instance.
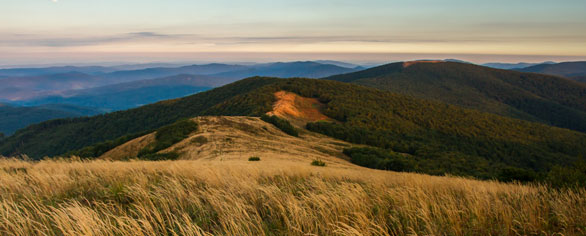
[0,103,102,135]
[324,61,586,133]
[516,61,586,81]
[1,77,585,184]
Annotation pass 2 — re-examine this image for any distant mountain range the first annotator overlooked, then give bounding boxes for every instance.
[0,61,359,102]
[325,61,586,133]
[515,61,586,82]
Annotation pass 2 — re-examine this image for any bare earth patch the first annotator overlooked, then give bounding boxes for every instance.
[267,90,335,127]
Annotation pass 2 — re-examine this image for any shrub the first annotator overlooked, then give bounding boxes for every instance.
[311,159,326,167]
[140,152,180,161]
[343,147,414,172]
[497,167,537,183]
[546,161,586,188]
[248,156,261,161]
[261,114,298,137]
[191,136,208,145]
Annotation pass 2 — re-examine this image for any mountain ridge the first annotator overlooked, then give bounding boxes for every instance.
[324,61,586,133]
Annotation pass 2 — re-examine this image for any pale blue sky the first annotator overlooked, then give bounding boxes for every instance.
[1,0,585,65]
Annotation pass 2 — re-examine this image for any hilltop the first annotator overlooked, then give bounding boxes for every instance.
[325,61,586,133]
[101,116,350,165]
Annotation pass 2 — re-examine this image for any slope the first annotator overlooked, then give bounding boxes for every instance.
[0,104,102,135]
[325,61,586,133]
[101,116,351,166]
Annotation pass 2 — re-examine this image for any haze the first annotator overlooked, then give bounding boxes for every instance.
[2,0,586,65]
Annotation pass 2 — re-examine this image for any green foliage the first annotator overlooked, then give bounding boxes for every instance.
[248,156,261,161]
[0,104,102,136]
[0,132,4,140]
[138,119,198,159]
[546,161,586,188]
[260,114,298,137]
[497,167,537,183]
[139,152,180,161]
[325,62,586,133]
[311,159,326,167]
[343,147,414,172]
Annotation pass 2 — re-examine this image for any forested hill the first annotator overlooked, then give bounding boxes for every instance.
[515,61,586,79]
[324,61,586,133]
[1,77,586,183]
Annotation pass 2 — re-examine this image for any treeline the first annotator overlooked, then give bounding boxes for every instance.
[343,146,586,188]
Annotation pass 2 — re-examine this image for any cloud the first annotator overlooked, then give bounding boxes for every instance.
[0,32,192,47]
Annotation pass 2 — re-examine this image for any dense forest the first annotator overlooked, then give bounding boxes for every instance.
[1,77,585,186]
[324,62,586,133]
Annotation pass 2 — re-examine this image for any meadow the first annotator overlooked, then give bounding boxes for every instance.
[0,157,584,236]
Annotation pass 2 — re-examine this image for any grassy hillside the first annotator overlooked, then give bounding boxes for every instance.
[0,158,584,236]
[325,61,586,133]
[2,77,586,184]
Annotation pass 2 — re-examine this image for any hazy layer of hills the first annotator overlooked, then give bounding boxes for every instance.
[325,61,586,133]
[516,61,586,82]
[20,74,224,111]
[1,77,585,184]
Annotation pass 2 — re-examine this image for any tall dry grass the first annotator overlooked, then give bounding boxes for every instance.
[0,157,584,236]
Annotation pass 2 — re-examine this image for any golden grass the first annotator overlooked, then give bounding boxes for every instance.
[0,158,585,236]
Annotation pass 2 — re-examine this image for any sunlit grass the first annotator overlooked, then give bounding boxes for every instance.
[0,157,584,235]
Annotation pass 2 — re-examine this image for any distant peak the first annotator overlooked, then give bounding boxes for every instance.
[402,60,444,68]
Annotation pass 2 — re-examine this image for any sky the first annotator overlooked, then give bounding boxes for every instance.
[1,0,586,66]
